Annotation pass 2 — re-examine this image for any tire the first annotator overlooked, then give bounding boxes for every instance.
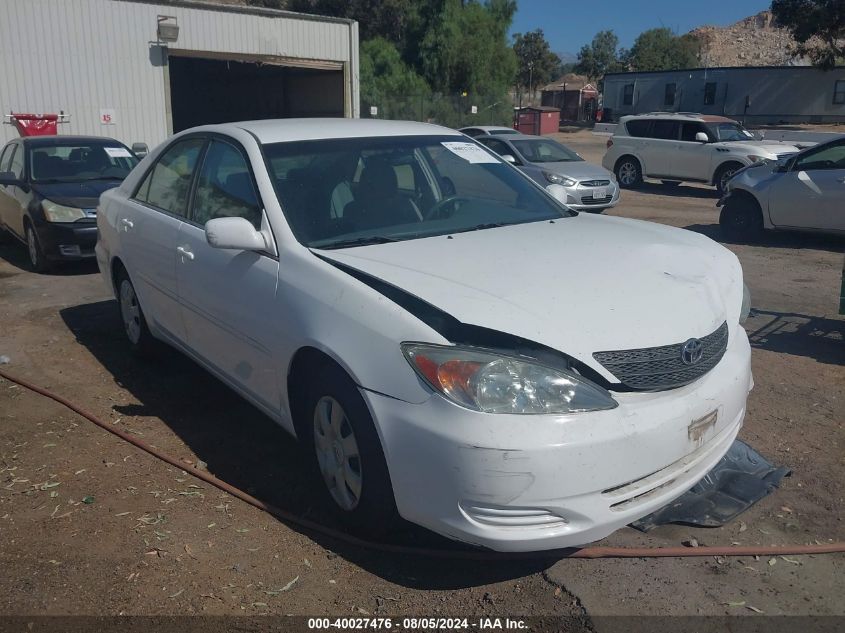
[24,223,51,273]
[720,195,763,241]
[300,362,397,533]
[714,162,743,196]
[115,269,157,356]
[661,180,681,187]
[615,156,642,188]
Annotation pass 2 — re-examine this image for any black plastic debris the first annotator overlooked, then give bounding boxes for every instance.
[630,439,791,531]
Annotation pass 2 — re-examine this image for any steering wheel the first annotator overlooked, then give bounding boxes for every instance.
[424,196,470,220]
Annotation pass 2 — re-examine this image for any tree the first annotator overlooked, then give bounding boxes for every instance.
[573,31,624,80]
[513,29,563,96]
[626,28,700,71]
[359,37,430,119]
[772,0,845,69]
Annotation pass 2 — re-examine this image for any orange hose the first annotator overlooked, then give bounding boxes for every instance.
[2,366,844,561]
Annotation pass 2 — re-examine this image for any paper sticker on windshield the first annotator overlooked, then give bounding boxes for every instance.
[104,147,133,158]
[441,142,498,164]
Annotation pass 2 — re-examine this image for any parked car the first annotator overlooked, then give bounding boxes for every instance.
[459,125,520,138]
[477,134,619,212]
[0,135,139,271]
[718,135,845,239]
[96,119,752,552]
[602,113,800,195]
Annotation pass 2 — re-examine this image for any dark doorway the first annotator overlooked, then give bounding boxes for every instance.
[168,56,345,132]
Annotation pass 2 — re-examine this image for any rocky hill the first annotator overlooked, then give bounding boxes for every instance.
[691,10,804,67]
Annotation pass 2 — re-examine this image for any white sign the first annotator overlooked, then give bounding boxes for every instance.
[104,147,133,158]
[470,105,478,114]
[369,106,378,117]
[441,141,498,164]
[100,109,116,125]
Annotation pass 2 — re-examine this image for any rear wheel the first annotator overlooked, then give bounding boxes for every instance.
[116,269,157,356]
[301,362,397,533]
[714,162,743,196]
[615,156,642,188]
[25,223,50,273]
[720,195,763,241]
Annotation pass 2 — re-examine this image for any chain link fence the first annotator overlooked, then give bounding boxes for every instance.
[361,94,515,129]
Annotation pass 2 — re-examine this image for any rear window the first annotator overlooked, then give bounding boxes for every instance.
[625,120,651,137]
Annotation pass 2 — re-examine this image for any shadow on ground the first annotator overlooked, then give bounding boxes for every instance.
[59,300,557,589]
[634,181,717,200]
[0,241,99,276]
[684,223,845,253]
[745,309,844,366]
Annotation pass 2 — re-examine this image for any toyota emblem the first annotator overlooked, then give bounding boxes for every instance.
[680,338,704,365]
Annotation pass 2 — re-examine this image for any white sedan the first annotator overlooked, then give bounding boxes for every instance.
[96,119,753,552]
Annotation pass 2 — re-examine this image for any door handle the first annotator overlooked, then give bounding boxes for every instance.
[119,218,134,231]
[176,245,194,261]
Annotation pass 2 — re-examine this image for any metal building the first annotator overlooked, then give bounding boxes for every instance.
[602,66,845,125]
[0,0,360,146]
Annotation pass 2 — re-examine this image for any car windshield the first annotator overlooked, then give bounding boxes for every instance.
[490,129,520,135]
[263,135,572,249]
[29,142,138,183]
[510,139,582,163]
[706,122,756,142]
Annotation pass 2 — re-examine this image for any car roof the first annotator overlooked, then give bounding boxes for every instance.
[460,125,516,131]
[202,118,464,144]
[20,135,125,146]
[621,112,736,123]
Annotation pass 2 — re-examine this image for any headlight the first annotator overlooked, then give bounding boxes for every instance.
[402,343,617,414]
[740,283,751,324]
[746,155,773,164]
[42,200,86,223]
[543,172,576,187]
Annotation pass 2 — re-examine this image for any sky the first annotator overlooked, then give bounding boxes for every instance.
[510,0,771,60]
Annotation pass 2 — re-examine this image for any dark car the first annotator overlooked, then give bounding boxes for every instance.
[0,135,139,271]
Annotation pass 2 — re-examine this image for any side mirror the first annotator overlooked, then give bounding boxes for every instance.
[501,154,517,164]
[131,142,149,158]
[205,216,267,251]
[694,132,709,143]
[545,184,569,205]
[0,171,21,186]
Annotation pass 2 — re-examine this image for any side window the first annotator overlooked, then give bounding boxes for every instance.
[794,142,845,172]
[625,120,651,137]
[0,144,14,172]
[834,80,845,105]
[622,84,634,106]
[664,83,676,106]
[651,120,680,140]
[479,138,514,159]
[703,82,717,106]
[192,140,261,228]
[134,138,205,217]
[9,146,25,179]
[680,122,709,142]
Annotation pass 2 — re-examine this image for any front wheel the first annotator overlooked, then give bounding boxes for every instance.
[303,363,397,533]
[720,196,763,241]
[615,157,642,188]
[714,162,743,196]
[25,224,50,273]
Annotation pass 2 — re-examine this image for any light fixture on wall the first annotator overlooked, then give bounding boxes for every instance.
[157,15,179,43]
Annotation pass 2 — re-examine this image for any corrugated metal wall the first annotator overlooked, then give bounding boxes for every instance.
[0,0,359,146]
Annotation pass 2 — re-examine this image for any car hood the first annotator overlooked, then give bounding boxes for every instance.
[32,180,122,207]
[531,160,613,181]
[316,214,742,380]
[717,140,800,155]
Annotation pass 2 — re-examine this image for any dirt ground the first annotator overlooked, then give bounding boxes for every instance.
[0,129,843,628]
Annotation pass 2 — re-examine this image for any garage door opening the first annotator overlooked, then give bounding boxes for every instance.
[168,56,345,133]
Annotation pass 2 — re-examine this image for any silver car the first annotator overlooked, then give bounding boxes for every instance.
[477,134,620,212]
[718,135,845,240]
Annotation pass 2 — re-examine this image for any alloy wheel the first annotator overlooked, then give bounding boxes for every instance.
[119,280,142,345]
[618,161,637,186]
[313,396,362,511]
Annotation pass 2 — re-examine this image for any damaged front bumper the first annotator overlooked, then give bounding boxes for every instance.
[363,327,753,552]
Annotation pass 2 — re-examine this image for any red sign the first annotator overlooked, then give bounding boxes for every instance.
[9,113,59,137]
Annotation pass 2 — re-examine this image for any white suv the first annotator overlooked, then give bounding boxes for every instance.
[602,113,799,194]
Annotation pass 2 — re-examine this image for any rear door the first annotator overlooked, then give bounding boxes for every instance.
[769,140,845,231]
[176,137,281,413]
[121,136,206,344]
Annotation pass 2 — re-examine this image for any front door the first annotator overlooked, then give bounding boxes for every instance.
[176,138,281,413]
[0,144,27,239]
[643,119,681,178]
[769,139,845,232]
[673,122,715,181]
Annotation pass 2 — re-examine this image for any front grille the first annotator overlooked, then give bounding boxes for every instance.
[579,179,611,187]
[580,195,613,205]
[593,322,729,391]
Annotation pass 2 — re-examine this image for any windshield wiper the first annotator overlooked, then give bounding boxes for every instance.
[315,235,400,250]
[450,222,508,235]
